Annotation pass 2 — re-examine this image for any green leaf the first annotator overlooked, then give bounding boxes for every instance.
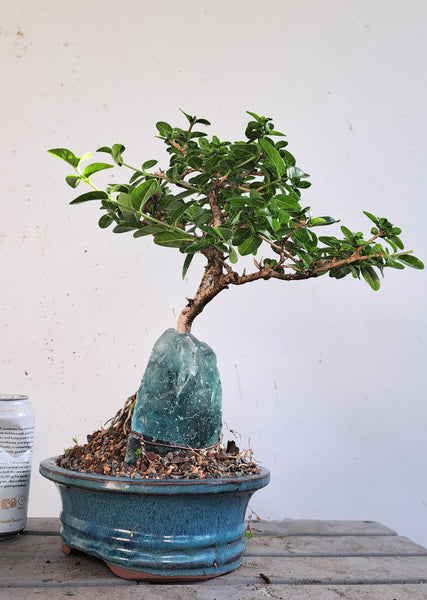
[238,236,262,256]
[390,235,404,250]
[268,129,286,137]
[130,179,159,211]
[341,226,353,240]
[230,209,243,227]
[189,172,210,186]
[96,146,112,155]
[363,211,379,226]
[349,265,360,279]
[113,224,139,234]
[141,159,158,170]
[296,250,313,268]
[250,189,263,200]
[276,193,301,212]
[107,184,132,196]
[228,195,259,208]
[156,121,172,137]
[182,253,195,279]
[296,180,312,189]
[117,192,133,210]
[98,214,114,229]
[198,137,210,151]
[309,216,339,227]
[111,144,125,166]
[128,170,144,184]
[179,109,195,124]
[182,239,212,253]
[385,237,397,252]
[133,224,169,238]
[47,148,80,168]
[171,189,195,202]
[230,143,259,161]
[319,236,340,248]
[245,121,261,140]
[228,246,238,264]
[293,228,318,252]
[385,256,405,270]
[79,152,92,163]
[154,231,192,248]
[188,155,203,170]
[101,198,119,211]
[396,254,424,269]
[188,208,212,227]
[169,202,189,224]
[232,227,251,246]
[281,150,296,166]
[70,191,108,204]
[65,175,81,188]
[82,162,114,178]
[246,110,263,123]
[213,226,233,241]
[361,265,381,290]
[259,139,286,176]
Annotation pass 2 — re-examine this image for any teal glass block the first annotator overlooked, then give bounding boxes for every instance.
[130,329,222,456]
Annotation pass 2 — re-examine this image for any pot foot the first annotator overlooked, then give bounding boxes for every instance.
[62,543,72,555]
[106,561,228,582]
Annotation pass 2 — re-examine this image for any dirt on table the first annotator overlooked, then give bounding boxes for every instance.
[57,395,261,480]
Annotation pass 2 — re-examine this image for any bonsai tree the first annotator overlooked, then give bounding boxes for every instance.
[48,110,423,465]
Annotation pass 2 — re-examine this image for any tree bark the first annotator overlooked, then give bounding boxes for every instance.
[176,236,386,334]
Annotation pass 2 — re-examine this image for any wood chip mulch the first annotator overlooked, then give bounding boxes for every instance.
[56,395,261,480]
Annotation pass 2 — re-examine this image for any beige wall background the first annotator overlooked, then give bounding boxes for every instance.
[1,1,427,544]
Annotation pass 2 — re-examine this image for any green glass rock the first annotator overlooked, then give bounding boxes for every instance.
[129,328,222,457]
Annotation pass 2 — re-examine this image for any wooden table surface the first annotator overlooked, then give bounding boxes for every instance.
[1,518,427,598]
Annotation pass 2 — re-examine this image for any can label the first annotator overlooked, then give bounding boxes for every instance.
[0,395,34,535]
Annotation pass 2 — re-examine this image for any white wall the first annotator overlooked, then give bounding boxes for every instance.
[2,0,426,545]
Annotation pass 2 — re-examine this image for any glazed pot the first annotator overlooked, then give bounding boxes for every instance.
[39,457,270,581]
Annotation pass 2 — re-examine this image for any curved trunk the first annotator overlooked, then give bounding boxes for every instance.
[177,250,229,334]
[177,281,226,333]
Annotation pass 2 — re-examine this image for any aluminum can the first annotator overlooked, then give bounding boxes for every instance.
[0,395,34,538]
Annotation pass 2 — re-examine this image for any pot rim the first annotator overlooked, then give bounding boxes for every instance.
[39,456,270,495]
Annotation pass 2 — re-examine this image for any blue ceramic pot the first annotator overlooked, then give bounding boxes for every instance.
[39,457,270,581]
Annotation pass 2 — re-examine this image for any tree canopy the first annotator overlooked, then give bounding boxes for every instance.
[49,110,423,332]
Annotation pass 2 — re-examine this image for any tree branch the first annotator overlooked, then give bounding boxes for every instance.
[208,190,223,226]
[154,170,201,192]
[311,250,385,274]
[177,243,387,333]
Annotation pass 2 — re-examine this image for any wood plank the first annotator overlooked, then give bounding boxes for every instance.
[2,553,427,587]
[25,518,61,535]
[245,534,427,556]
[4,533,425,561]
[0,534,63,559]
[0,554,133,588]
[2,584,427,600]
[223,555,427,584]
[249,519,397,536]
[3,518,426,597]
